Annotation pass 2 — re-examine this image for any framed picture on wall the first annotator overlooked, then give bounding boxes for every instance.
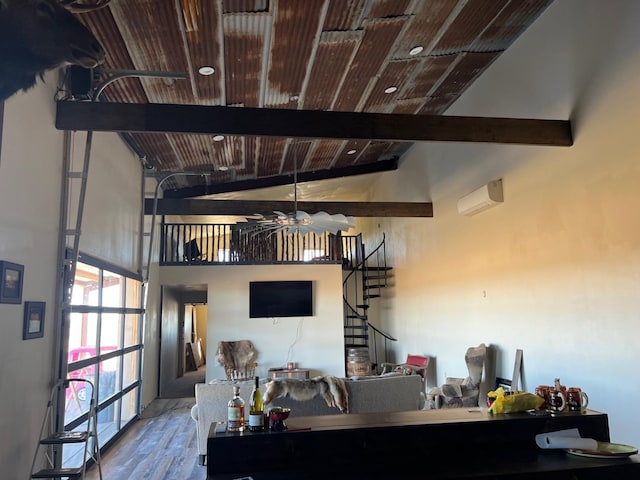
[23,301,45,340]
[0,261,24,304]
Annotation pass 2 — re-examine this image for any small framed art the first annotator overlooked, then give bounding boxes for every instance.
[0,261,24,304]
[23,301,45,340]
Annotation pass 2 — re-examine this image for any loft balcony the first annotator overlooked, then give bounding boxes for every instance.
[159,222,361,267]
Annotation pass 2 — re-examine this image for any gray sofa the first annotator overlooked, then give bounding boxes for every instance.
[190,373,424,465]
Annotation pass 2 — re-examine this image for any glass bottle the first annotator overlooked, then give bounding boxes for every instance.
[248,376,265,432]
[227,385,245,432]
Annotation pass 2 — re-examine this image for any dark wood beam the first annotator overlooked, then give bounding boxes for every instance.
[162,158,399,198]
[56,101,573,146]
[145,199,433,217]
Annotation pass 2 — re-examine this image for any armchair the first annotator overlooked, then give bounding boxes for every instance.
[433,344,487,408]
[215,340,258,381]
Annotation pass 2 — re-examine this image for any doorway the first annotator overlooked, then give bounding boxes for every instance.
[159,285,207,398]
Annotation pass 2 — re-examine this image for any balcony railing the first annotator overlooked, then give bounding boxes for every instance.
[160,223,352,265]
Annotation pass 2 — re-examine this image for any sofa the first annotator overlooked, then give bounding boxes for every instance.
[190,373,424,465]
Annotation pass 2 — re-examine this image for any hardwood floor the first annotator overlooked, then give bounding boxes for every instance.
[85,398,206,480]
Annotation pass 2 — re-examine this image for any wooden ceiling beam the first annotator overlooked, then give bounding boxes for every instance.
[145,199,433,217]
[56,101,573,146]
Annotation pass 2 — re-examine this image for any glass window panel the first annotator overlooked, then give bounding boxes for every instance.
[68,312,98,355]
[72,262,100,306]
[102,271,123,308]
[100,313,123,350]
[120,390,137,429]
[124,313,141,347]
[122,351,139,388]
[98,357,121,404]
[63,377,92,425]
[97,397,119,445]
[125,278,141,308]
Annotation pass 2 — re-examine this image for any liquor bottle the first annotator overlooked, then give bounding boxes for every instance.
[227,385,245,432]
[248,376,265,432]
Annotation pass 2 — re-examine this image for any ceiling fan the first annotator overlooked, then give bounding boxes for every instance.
[242,142,356,236]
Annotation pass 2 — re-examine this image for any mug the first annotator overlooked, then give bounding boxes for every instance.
[535,385,550,408]
[567,387,589,412]
[547,388,566,413]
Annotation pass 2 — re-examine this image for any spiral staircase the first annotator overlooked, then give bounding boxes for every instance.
[342,233,396,375]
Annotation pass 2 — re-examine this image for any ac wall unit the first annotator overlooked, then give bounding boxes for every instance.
[457,179,503,216]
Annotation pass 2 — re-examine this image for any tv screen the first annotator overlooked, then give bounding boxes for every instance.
[249,281,313,318]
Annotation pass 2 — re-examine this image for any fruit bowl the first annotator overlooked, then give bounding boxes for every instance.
[268,406,290,431]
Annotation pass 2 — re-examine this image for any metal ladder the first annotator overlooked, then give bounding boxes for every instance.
[30,379,103,480]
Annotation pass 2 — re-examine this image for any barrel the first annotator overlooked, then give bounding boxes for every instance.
[346,347,371,377]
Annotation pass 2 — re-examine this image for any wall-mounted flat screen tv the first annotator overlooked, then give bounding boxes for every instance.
[249,280,313,318]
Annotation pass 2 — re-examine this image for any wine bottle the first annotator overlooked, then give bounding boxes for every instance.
[248,376,265,432]
[226,385,245,432]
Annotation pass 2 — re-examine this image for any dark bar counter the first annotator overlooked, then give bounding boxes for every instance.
[207,408,639,479]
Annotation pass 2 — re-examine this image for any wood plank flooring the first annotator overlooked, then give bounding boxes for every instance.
[85,398,206,480]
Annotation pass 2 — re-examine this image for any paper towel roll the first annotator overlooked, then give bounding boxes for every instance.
[535,428,598,450]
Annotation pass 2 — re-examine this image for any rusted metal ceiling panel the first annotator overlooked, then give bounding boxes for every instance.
[223,0,270,14]
[264,0,326,108]
[369,0,411,19]
[182,0,223,103]
[80,9,147,103]
[303,31,362,110]
[418,94,459,115]
[432,0,508,54]
[238,137,258,177]
[354,141,392,165]
[129,133,182,171]
[477,0,554,50]
[334,17,406,112]
[109,0,193,104]
[362,58,421,113]
[403,56,456,100]
[333,140,370,168]
[306,140,343,171]
[257,137,287,177]
[167,134,212,170]
[282,141,312,174]
[223,13,269,107]
[433,51,500,98]
[394,0,458,58]
[323,0,366,31]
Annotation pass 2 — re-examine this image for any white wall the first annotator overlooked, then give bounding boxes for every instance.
[0,74,145,478]
[159,264,345,381]
[362,0,640,447]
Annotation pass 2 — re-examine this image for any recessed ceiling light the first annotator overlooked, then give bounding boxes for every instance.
[409,46,424,56]
[384,86,398,94]
[218,166,229,171]
[198,66,215,76]
[212,135,225,142]
[347,149,357,155]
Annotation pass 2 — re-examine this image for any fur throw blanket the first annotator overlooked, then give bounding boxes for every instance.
[263,376,349,413]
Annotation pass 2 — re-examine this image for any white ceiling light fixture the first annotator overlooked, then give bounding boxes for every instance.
[409,45,424,56]
[384,86,398,94]
[346,149,357,155]
[198,66,215,76]
[212,134,225,142]
[244,142,356,235]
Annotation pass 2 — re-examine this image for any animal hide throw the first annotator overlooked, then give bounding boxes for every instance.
[263,376,349,413]
[215,340,257,372]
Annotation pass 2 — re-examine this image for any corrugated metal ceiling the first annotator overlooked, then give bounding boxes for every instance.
[72,0,555,196]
